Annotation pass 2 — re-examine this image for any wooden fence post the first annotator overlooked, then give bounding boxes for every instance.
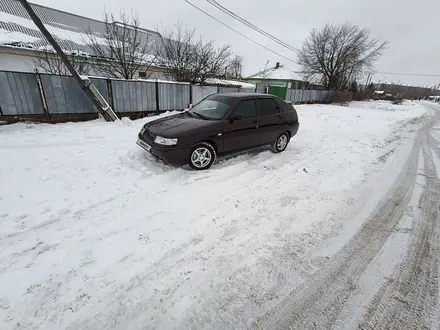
[34,70,50,119]
[107,79,114,110]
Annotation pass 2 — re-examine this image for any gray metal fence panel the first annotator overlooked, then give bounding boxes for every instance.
[192,85,218,105]
[41,74,108,114]
[218,87,239,93]
[158,83,190,111]
[287,89,332,103]
[315,90,322,101]
[111,80,156,112]
[256,85,266,94]
[286,89,293,102]
[239,87,255,93]
[298,89,304,102]
[287,89,294,102]
[90,78,108,102]
[290,89,298,103]
[0,71,43,115]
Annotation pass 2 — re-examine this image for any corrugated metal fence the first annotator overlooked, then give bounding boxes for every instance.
[40,74,108,114]
[286,89,353,103]
[192,85,217,105]
[0,71,43,115]
[0,70,353,123]
[111,80,155,113]
[0,71,192,121]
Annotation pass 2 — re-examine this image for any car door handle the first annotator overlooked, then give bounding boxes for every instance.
[277,115,284,119]
[253,119,258,123]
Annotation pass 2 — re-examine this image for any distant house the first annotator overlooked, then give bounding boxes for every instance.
[373,90,385,100]
[245,62,307,99]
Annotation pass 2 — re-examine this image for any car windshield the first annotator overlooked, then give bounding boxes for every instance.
[190,95,235,120]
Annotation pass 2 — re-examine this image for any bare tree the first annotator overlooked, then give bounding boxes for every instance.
[84,11,156,79]
[225,55,243,79]
[32,47,91,75]
[298,22,388,90]
[156,23,233,84]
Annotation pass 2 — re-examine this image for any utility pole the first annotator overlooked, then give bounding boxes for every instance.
[18,0,118,122]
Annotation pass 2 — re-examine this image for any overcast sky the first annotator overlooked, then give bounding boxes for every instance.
[33,0,440,87]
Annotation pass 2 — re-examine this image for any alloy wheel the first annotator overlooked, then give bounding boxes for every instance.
[191,147,212,169]
[277,134,288,151]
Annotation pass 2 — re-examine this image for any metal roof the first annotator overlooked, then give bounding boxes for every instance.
[247,64,304,82]
[0,0,160,54]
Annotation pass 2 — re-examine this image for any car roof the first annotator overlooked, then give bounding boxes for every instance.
[214,93,277,99]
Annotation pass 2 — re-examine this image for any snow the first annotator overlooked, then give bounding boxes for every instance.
[0,102,429,329]
[0,12,105,46]
[248,64,303,81]
[0,28,40,44]
[204,78,256,88]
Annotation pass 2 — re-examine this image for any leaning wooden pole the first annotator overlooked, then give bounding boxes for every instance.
[18,0,118,122]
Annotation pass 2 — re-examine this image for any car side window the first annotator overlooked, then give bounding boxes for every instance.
[257,98,280,116]
[232,99,257,118]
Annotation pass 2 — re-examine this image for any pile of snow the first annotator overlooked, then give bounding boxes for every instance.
[349,99,425,112]
[0,102,429,329]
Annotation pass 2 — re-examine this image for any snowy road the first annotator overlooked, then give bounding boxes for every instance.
[0,101,438,329]
[253,102,440,330]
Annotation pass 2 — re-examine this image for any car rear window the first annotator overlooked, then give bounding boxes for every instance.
[257,98,280,116]
[233,99,257,118]
[274,98,294,112]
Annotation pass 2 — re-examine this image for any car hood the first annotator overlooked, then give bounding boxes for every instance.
[145,112,222,138]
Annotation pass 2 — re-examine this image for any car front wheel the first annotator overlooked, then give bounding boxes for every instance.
[272,132,290,153]
[189,142,216,170]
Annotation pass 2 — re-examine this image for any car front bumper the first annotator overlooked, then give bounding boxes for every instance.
[137,136,191,166]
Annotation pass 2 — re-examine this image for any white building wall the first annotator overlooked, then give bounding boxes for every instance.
[0,48,167,79]
[0,51,37,72]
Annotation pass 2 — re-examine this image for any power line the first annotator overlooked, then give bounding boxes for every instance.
[373,71,440,77]
[185,1,439,81]
[206,0,300,53]
[184,0,297,64]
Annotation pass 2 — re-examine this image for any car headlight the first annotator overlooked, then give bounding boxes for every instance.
[154,136,178,146]
[140,126,146,135]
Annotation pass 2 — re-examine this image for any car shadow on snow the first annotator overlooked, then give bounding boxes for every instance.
[214,146,289,170]
[133,145,298,173]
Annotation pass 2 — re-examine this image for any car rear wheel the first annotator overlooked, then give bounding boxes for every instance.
[271,132,290,153]
[189,142,216,170]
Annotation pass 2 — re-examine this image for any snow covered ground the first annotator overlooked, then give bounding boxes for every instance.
[0,101,431,329]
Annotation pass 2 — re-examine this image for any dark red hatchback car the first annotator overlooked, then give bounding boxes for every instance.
[137,93,299,170]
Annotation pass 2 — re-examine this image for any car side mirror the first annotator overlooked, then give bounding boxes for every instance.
[229,113,244,122]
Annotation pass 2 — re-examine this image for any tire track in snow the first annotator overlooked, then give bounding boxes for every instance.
[358,136,440,330]
[251,108,440,330]
[250,135,422,330]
